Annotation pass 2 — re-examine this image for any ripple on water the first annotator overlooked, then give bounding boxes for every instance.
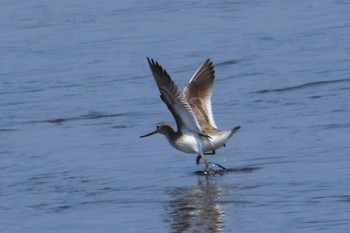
[255,78,350,94]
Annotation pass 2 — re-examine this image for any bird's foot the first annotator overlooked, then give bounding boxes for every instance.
[210,161,226,170]
[197,156,226,174]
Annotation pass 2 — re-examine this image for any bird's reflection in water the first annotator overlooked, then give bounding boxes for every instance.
[164,176,229,233]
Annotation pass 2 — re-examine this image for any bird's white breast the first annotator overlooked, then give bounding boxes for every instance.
[170,134,199,154]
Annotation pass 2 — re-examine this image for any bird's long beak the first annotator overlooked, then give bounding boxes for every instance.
[140,130,157,138]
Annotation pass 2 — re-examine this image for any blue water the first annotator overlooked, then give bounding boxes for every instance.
[1,1,350,232]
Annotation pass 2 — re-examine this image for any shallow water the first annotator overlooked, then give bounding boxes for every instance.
[1,0,350,232]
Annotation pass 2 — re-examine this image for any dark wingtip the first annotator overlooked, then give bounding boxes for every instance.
[146,57,161,72]
[147,57,153,66]
[147,57,158,66]
[205,58,213,66]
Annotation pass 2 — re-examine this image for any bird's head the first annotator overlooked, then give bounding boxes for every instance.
[140,122,173,138]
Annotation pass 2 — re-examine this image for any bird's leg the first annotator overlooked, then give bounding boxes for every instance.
[196,154,226,171]
[196,155,202,165]
[204,150,216,155]
[205,159,210,173]
[196,154,223,173]
[196,154,209,172]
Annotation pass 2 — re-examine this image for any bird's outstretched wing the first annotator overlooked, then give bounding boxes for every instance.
[147,58,205,135]
[183,59,218,132]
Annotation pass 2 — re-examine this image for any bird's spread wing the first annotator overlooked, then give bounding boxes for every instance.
[183,59,218,131]
[147,58,205,135]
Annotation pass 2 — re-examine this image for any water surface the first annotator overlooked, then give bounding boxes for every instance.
[1,0,350,232]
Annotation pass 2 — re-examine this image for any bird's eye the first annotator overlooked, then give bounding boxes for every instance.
[157,125,160,129]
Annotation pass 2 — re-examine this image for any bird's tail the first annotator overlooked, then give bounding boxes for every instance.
[229,125,241,138]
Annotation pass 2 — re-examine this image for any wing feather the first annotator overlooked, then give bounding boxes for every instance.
[147,58,204,135]
[183,59,218,131]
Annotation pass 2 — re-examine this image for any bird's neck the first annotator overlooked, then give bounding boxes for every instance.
[162,125,179,141]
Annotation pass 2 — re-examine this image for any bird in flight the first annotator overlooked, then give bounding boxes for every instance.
[140,58,240,173]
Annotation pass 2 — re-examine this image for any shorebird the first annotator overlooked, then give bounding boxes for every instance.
[140,58,240,172]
